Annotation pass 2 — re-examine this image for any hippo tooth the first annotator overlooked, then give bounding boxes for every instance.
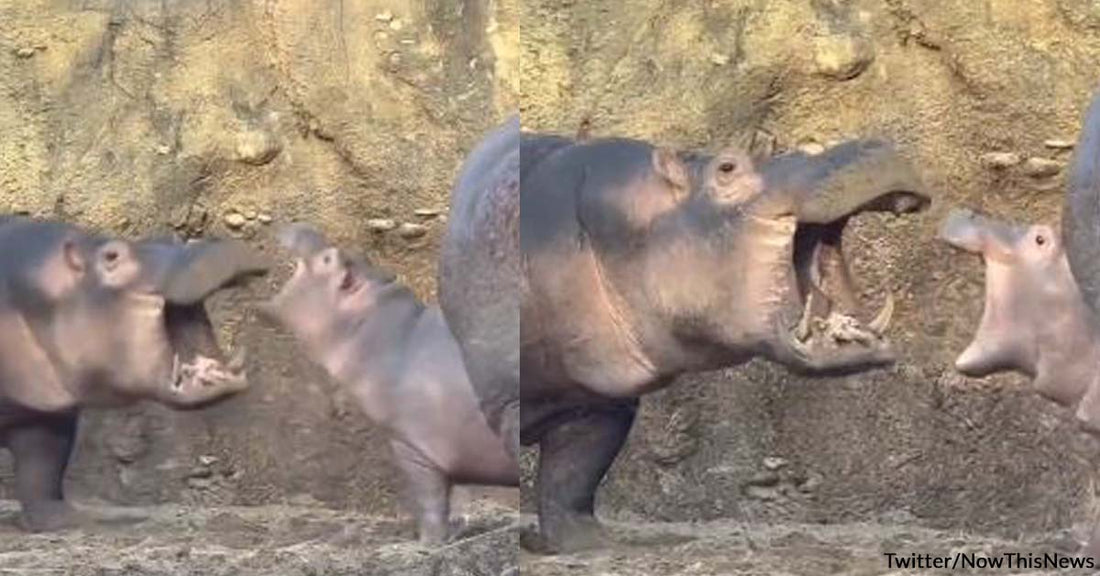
[171,354,182,389]
[228,347,247,373]
[794,292,815,342]
[867,292,895,336]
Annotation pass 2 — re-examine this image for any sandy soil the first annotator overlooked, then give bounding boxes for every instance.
[0,500,518,576]
[520,516,1096,576]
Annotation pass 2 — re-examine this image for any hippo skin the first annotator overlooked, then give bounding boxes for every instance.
[520,132,931,552]
[438,116,521,462]
[0,218,265,532]
[262,224,519,545]
[940,89,1100,559]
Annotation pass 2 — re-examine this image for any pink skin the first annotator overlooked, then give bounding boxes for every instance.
[261,225,518,545]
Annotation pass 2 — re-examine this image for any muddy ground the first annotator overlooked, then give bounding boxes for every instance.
[0,498,518,576]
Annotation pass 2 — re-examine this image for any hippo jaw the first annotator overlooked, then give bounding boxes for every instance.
[161,301,247,406]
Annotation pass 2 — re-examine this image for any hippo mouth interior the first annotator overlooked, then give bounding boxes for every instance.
[164,302,246,392]
[780,191,927,372]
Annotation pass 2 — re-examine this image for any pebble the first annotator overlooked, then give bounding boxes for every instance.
[397,222,428,239]
[224,212,247,229]
[798,142,826,156]
[763,456,789,471]
[1021,157,1062,178]
[979,151,1021,169]
[15,47,36,59]
[813,33,874,80]
[375,10,394,22]
[257,213,273,224]
[709,53,730,66]
[366,218,397,232]
[235,129,281,166]
[414,208,442,218]
[1045,139,1075,150]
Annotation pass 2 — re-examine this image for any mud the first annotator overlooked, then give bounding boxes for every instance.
[0,498,518,576]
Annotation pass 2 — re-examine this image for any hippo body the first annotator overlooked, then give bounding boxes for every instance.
[438,116,522,460]
[264,225,518,545]
[520,133,931,551]
[0,217,265,531]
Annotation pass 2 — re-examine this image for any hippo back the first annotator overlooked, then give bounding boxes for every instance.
[438,116,520,437]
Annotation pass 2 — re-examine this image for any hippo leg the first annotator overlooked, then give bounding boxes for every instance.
[535,400,638,553]
[500,400,520,463]
[9,412,79,532]
[392,440,452,545]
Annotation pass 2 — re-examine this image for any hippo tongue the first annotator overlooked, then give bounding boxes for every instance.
[138,239,270,305]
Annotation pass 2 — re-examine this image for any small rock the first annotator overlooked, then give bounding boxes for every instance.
[375,10,394,22]
[1045,139,1075,150]
[397,222,428,239]
[414,208,442,218]
[813,33,874,80]
[746,470,780,487]
[15,47,36,59]
[257,213,273,224]
[763,456,788,471]
[798,142,826,156]
[224,212,247,229]
[799,473,823,493]
[979,151,1021,169]
[389,18,404,31]
[366,218,397,232]
[709,53,730,66]
[1022,157,1062,178]
[198,455,219,466]
[745,485,781,501]
[244,209,258,220]
[235,129,281,166]
[155,144,172,155]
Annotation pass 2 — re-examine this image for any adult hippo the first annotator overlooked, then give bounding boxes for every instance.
[439,116,521,461]
[521,133,931,552]
[0,217,265,531]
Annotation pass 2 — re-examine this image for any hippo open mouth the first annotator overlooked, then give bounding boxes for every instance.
[765,141,932,374]
[138,239,267,402]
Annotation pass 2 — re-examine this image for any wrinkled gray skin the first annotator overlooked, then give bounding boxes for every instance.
[438,116,520,462]
[940,89,1100,559]
[521,133,931,552]
[0,217,265,532]
[262,224,519,545]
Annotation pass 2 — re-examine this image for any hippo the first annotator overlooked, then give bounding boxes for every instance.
[939,90,1100,558]
[0,217,266,532]
[438,116,521,461]
[520,133,932,552]
[260,224,519,545]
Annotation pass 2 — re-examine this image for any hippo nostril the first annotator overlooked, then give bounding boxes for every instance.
[1036,235,1046,246]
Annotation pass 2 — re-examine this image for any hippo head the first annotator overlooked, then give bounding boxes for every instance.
[259,224,397,355]
[568,139,931,380]
[31,229,267,408]
[939,91,1100,431]
[938,210,1087,383]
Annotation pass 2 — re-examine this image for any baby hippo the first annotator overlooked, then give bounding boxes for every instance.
[261,224,519,544]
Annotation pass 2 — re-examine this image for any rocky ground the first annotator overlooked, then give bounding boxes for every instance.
[0,500,518,576]
[520,516,1096,576]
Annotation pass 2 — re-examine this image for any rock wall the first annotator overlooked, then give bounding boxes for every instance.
[0,0,517,515]
[521,0,1100,536]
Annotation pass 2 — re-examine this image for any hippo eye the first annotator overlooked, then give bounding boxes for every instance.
[104,250,119,263]
[718,161,737,174]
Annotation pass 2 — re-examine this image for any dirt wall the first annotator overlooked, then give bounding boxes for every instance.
[520,0,1100,537]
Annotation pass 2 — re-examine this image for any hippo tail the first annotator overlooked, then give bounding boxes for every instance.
[1064,89,1100,315]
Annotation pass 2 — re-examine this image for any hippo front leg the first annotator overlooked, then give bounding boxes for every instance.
[532,399,638,553]
[392,440,452,545]
[8,411,80,532]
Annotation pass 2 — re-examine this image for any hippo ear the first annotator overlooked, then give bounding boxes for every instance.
[652,147,690,201]
[62,239,85,274]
